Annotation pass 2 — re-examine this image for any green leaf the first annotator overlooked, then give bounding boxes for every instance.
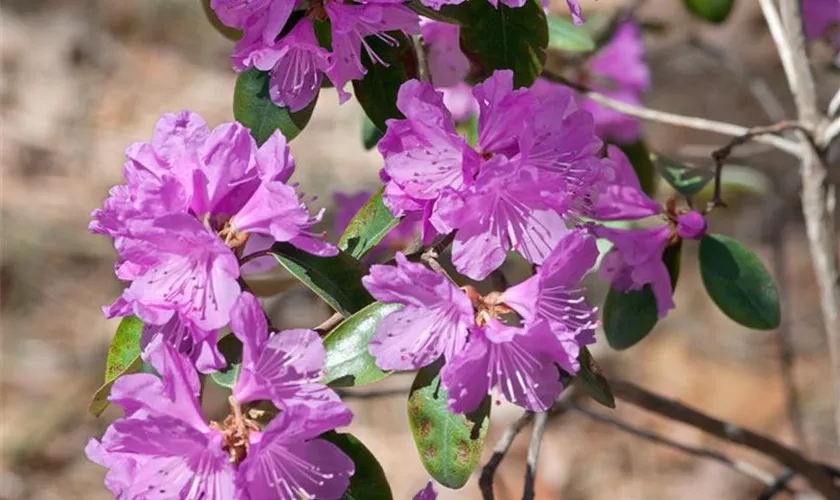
[271,242,373,316]
[210,363,241,389]
[337,188,400,260]
[547,14,595,52]
[233,68,318,145]
[699,234,781,330]
[459,0,549,88]
[651,153,713,198]
[618,140,657,197]
[209,334,243,389]
[322,302,401,387]
[573,347,615,408]
[200,0,242,41]
[353,31,418,131]
[682,0,735,24]
[407,361,490,489]
[89,316,144,416]
[322,432,393,500]
[406,0,466,24]
[362,114,385,150]
[602,241,682,350]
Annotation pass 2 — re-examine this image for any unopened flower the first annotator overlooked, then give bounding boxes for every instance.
[362,252,475,370]
[92,111,333,369]
[86,337,354,499]
[414,481,438,500]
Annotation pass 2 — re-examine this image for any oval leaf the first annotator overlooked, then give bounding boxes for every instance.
[234,68,318,145]
[407,361,490,489]
[353,31,418,131]
[322,302,401,387]
[573,347,615,408]
[88,316,144,416]
[547,14,595,52]
[337,188,400,260]
[200,0,242,41]
[271,242,373,317]
[362,114,385,150]
[651,153,713,198]
[459,0,549,88]
[322,432,393,500]
[602,241,682,350]
[682,0,735,24]
[699,233,781,330]
[618,139,657,197]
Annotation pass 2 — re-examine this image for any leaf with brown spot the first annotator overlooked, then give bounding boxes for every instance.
[88,316,144,417]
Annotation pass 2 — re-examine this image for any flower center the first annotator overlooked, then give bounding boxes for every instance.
[209,396,263,465]
[206,215,250,257]
[462,286,518,327]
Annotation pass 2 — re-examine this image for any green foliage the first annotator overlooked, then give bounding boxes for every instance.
[322,432,394,500]
[651,153,713,198]
[89,316,144,416]
[407,361,490,489]
[573,347,615,408]
[682,0,736,24]
[459,0,549,88]
[619,139,657,197]
[337,188,401,260]
[322,302,401,387]
[699,234,781,330]
[362,114,385,150]
[234,68,318,145]
[602,241,683,350]
[353,32,418,131]
[208,334,244,389]
[547,13,596,52]
[271,242,373,317]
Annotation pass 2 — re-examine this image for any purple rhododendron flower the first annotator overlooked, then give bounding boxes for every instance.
[379,70,606,280]
[421,21,479,123]
[333,190,421,258]
[86,336,354,499]
[802,0,840,63]
[413,481,438,500]
[362,252,475,370]
[91,111,334,371]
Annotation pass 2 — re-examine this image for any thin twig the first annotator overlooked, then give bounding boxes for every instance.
[314,312,344,335]
[563,402,785,488]
[609,380,839,497]
[522,412,549,500]
[480,411,535,500]
[539,71,802,157]
[758,469,797,500]
[828,88,840,118]
[335,387,409,399]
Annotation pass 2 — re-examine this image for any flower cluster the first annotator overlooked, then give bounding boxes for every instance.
[89,113,356,498]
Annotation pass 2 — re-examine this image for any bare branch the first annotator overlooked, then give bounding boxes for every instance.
[609,380,839,497]
[522,412,549,500]
[823,117,840,148]
[563,402,785,489]
[480,411,535,500]
[539,71,802,157]
[314,312,344,335]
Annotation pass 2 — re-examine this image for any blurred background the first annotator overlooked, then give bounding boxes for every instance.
[2,0,840,498]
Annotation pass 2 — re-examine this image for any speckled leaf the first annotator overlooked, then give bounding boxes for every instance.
[573,347,615,408]
[699,233,781,330]
[89,316,144,417]
[459,0,548,88]
[271,242,373,317]
[407,361,490,489]
[602,241,682,350]
[322,432,393,500]
[323,302,401,387]
[337,188,400,260]
[353,31,418,131]
[234,68,318,145]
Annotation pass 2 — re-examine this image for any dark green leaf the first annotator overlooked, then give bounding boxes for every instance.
[651,153,713,198]
[200,0,242,41]
[337,188,400,260]
[618,140,657,197]
[459,0,548,88]
[573,347,615,408]
[547,14,595,52]
[407,361,490,489]
[406,0,466,24]
[271,242,373,316]
[602,241,682,350]
[699,233,781,330]
[89,316,144,416]
[208,334,243,389]
[233,68,318,145]
[362,114,385,150]
[323,302,401,387]
[353,32,418,130]
[322,432,393,500]
[683,0,735,24]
